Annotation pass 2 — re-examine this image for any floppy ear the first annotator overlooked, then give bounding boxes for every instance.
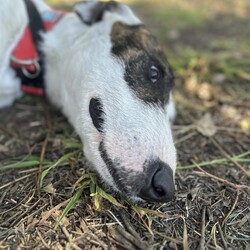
[74,1,118,25]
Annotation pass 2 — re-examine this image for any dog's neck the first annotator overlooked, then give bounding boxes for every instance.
[10,0,66,96]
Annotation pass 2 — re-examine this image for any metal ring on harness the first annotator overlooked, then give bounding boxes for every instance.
[11,55,41,79]
[22,60,41,79]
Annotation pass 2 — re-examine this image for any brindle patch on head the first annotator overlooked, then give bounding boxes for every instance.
[110,22,174,106]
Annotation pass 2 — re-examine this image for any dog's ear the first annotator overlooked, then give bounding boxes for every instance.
[74,1,118,25]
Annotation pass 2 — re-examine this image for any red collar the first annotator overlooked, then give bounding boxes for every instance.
[11,9,66,96]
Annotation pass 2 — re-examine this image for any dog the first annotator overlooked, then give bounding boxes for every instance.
[0,0,177,203]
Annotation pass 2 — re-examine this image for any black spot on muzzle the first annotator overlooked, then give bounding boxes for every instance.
[89,98,104,132]
[98,141,127,193]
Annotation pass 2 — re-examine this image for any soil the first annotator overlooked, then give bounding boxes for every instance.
[0,1,249,250]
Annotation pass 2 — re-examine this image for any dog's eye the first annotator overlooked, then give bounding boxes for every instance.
[89,98,104,132]
[149,65,161,83]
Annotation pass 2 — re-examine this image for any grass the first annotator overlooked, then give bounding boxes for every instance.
[177,151,250,170]
[2,145,249,230]
[1,0,250,249]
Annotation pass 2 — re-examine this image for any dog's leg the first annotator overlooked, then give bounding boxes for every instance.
[0,0,28,108]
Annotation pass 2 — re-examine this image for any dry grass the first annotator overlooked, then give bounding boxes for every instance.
[1,0,250,249]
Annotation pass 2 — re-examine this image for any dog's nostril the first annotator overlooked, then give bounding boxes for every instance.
[139,161,175,203]
[154,186,165,197]
[152,169,168,197]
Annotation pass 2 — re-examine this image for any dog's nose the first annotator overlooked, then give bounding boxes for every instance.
[139,161,175,203]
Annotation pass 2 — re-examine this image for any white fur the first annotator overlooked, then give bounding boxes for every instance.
[0,0,176,199]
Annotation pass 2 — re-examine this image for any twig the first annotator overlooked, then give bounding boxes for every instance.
[211,223,222,249]
[15,203,49,227]
[0,189,34,218]
[118,210,143,241]
[10,199,40,227]
[61,226,82,250]
[39,198,70,224]
[182,217,189,250]
[155,232,182,245]
[107,210,124,228]
[197,206,206,250]
[175,132,197,145]
[74,233,109,250]
[115,226,151,250]
[210,137,250,179]
[192,162,250,191]
[24,189,36,205]
[0,185,12,204]
[78,220,109,250]
[0,174,33,190]
[217,223,228,250]
[0,125,18,137]
[222,189,240,227]
[108,227,136,250]
[36,228,50,249]
[37,100,52,193]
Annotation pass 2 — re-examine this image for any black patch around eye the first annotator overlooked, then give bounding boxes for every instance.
[124,55,174,106]
[89,98,104,132]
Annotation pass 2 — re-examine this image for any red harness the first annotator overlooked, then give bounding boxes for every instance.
[11,9,66,96]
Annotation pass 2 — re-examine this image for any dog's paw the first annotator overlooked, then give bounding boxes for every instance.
[74,1,120,25]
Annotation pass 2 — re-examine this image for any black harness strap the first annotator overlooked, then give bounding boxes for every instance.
[14,0,46,93]
[24,0,45,50]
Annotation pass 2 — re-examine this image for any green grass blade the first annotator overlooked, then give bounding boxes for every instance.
[93,187,101,210]
[235,150,250,159]
[55,180,89,228]
[64,139,82,149]
[97,187,124,208]
[40,151,79,188]
[0,160,40,171]
[177,151,250,170]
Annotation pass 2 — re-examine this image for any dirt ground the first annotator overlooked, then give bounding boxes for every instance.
[0,1,249,249]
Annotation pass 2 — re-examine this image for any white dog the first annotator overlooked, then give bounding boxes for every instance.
[0,0,176,203]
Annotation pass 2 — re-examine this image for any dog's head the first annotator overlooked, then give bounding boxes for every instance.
[74,1,176,203]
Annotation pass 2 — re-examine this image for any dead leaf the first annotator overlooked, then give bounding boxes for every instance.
[221,105,239,120]
[197,82,214,101]
[0,144,9,153]
[185,75,198,95]
[52,210,70,228]
[43,183,56,194]
[213,73,226,84]
[240,118,250,132]
[196,113,217,137]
